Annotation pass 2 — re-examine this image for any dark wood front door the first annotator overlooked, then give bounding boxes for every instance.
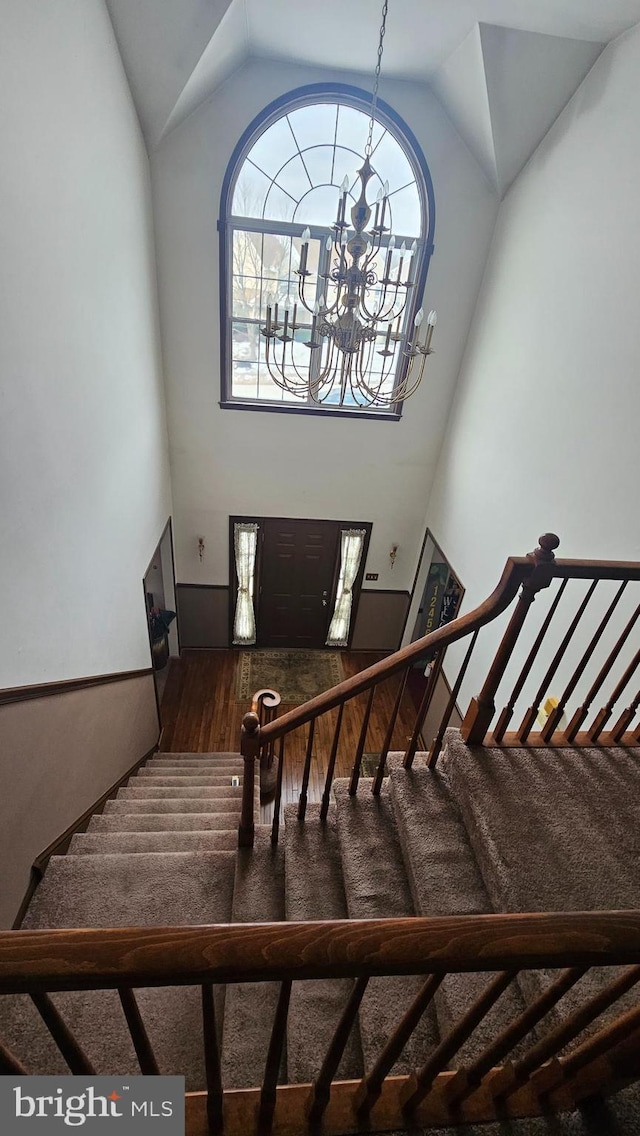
[258,519,340,648]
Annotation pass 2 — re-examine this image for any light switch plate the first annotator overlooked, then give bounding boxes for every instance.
[365,572,379,581]
[231,775,240,787]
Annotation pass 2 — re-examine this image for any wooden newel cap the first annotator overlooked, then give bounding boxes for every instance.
[537,533,560,558]
[242,711,260,734]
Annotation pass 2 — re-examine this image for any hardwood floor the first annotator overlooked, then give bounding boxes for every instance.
[159,650,419,825]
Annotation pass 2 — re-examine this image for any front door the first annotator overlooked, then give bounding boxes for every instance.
[258,518,340,648]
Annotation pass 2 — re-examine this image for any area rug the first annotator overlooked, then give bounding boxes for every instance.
[360,753,387,779]
[236,650,344,703]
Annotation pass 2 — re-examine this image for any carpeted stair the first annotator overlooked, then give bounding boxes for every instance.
[284,801,364,1083]
[387,753,529,1065]
[222,827,285,1089]
[333,777,439,1074]
[441,731,640,1043]
[3,729,640,1135]
[0,751,254,1086]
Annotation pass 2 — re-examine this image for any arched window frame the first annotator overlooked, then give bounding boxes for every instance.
[218,82,436,420]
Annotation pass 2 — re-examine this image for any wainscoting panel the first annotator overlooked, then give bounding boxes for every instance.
[0,673,159,927]
[176,585,230,648]
[351,590,411,652]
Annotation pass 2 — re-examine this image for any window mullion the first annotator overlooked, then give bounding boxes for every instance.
[306,231,332,403]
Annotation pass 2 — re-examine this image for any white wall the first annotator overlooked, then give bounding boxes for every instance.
[423,24,640,714]
[151,58,499,594]
[0,0,172,688]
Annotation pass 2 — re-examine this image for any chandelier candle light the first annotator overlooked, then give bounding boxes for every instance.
[260,0,437,409]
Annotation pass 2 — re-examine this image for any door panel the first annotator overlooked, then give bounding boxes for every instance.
[258,519,340,648]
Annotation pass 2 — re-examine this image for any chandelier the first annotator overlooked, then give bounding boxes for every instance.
[261,0,437,409]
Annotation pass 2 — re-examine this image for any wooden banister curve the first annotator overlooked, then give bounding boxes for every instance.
[237,534,640,848]
[258,556,535,745]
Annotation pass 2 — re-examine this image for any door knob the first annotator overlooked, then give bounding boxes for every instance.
[322,599,328,607]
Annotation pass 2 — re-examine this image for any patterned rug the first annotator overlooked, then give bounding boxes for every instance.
[360,753,387,779]
[236,650,344,703]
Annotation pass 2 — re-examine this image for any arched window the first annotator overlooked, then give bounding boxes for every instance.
[219,83,435,418]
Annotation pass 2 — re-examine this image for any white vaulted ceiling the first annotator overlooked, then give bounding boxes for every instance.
[430,23,603,194]
[106,0,640,193]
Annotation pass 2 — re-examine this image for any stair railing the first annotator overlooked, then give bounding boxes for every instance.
[238,532,640,847]
[239,532,559,845]
[1,911,639,1135]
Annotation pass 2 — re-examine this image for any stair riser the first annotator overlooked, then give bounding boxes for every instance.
[105,799,242,815]
[144,766,243,775]
[137,773,243,784]
[153,753,242,763]
[148,756,243,763]
[88,815,240,832]
[118,787,243,800]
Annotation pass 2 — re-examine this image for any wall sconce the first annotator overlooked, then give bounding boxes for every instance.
[389,544,398,569]
[197,537,205,562]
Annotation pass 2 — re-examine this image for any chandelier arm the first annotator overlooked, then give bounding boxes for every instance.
[287,338,316,386]
[359,335,377,387]
[320,273,343,317]
[379,351,429,405]
[297,277,316,315]
[357,363,388,402]
[315,341,342,404]
[357,270,406,323]
[265,335,309,394]
[351,355,379,407]
[367,290,408,328]
[314,336,339,387]
[362,230,382,276]
[374,279,407,324]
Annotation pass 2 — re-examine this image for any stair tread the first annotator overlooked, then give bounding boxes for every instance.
[118,785,244,799]
[333,778,438,1074]
[222,828,286,1089]
[88,813,240,832]
[68,831,238,854]
[2,852,235,1088]
[284,803,363,1084]
[23,851,236,929]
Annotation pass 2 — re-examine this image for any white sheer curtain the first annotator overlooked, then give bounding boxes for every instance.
[233,522,259,645]
[326,528,367,647]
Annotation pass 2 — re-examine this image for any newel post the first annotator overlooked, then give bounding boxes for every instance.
[238,711,260,848]
[460,533,560,745]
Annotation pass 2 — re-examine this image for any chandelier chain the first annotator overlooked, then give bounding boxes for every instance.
[365,0,389,157]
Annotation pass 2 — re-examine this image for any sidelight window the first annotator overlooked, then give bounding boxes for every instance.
[326,528,367,646]
[232,521,259,645]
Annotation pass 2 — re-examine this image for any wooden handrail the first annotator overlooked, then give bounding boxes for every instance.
[237,536,640,843]
[256,549,640,748]
[1,912,640,993]
[258,555,535,745]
